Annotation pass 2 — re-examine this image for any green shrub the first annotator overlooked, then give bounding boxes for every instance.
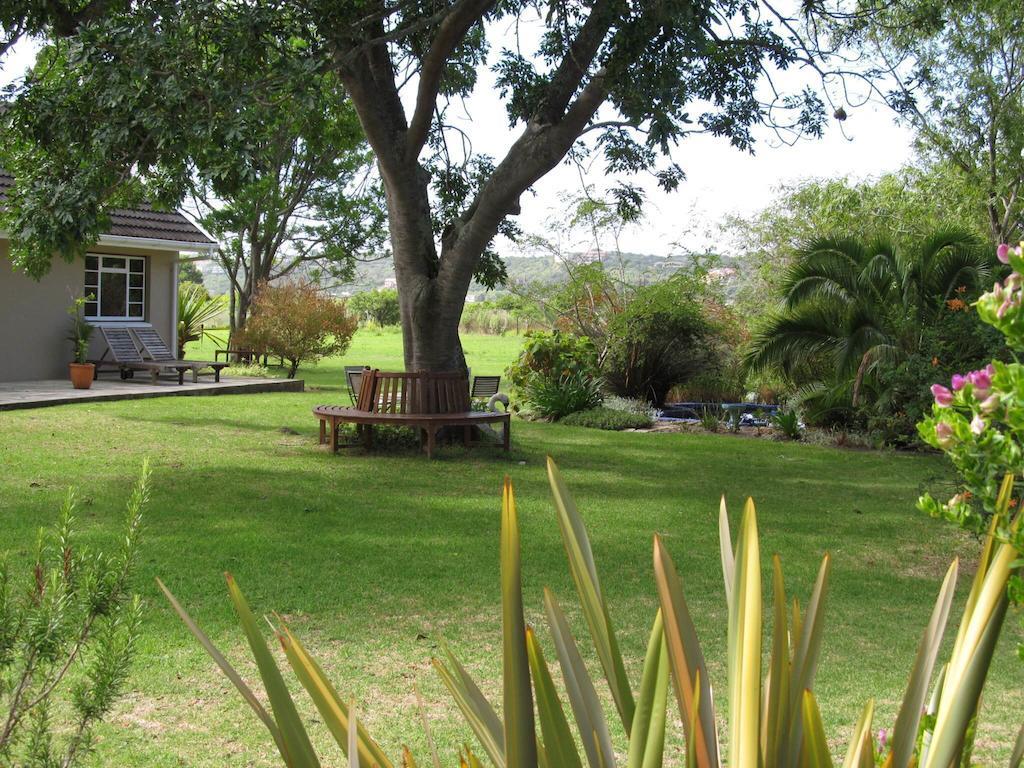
[771,409,802,440]
[699,406,722,432]
[520,370,603,420]
[603,394,659,421]
[505,330,599,392]
[561,406,653,430]
[1,464,149,767]
[863,306,1006,446]
[602,274,739,406]
[177,282,224,358]
[162,459,1023,768]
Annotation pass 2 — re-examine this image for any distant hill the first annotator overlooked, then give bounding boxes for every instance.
[196,250,727,299]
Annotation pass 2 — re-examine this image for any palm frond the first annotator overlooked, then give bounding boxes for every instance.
[744,306,847,376]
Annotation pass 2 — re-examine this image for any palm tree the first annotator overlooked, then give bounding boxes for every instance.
[177,282,224,358]
[745,228,993,412]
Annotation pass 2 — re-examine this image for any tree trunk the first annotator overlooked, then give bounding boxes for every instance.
[383,159,471,373]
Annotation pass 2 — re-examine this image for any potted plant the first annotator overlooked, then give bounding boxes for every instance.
[67,295,96,389]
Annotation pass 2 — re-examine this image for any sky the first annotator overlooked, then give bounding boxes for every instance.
[0,13,916,259]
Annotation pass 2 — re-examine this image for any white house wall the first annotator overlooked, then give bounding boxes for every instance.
[0,239,178,381]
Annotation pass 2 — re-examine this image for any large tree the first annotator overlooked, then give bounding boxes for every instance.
[187,78,386,332]
[853,0,1024,244]
[2,0,841,372]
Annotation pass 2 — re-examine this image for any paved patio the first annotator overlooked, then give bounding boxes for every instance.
[0,376,304,411]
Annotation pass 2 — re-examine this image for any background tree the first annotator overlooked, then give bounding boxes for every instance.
[724,169,986,315]
[176,260,204,286]
[187,73,386,333]
[347,288,401,327]
[854,0,1024,244]
[1,0,843,373]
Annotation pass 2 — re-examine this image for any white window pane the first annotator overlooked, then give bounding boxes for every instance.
[102,256,127,270]
[85,302,98,317]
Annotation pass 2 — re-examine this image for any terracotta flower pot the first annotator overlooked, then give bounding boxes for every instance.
[69,362,95,390]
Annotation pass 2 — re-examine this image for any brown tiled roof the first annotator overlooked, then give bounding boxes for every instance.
[0,170,216,246]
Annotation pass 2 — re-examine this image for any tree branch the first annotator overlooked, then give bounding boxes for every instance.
[406,0,496,156]
[536,0,616,125]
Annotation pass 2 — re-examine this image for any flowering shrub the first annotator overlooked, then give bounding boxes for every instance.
[918,242,1024,536]
[918,241,1024,663]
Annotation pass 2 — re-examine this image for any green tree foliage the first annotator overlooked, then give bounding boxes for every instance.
[745,229,1000,430]
[726,171,984,313]
[1,0,840,372]
[237,281,358,379]
[0,463,149,767]
[853,0,1024,243]
[347,289,400,328]
[192,73,386,332]
[176,260,204,286]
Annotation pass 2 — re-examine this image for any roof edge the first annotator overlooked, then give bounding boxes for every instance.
[0,230,218,254]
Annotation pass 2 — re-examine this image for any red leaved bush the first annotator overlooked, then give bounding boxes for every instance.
[238,281,357,378]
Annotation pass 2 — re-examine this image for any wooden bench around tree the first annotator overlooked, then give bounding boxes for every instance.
[313,369,510,459]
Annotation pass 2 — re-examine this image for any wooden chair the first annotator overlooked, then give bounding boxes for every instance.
[214,333,284,367]
[133,326,229,382]
[344,366,366,405]
[471,375,501,399]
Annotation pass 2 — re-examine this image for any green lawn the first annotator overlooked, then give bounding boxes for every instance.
[1,333,1022,766]
[191,326,526,390]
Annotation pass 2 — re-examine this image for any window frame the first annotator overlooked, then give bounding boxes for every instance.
[84,254,147,321]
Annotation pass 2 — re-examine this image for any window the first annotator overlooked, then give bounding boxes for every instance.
[84,255,146,320]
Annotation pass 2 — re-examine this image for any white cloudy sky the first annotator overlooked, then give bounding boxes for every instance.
[1,13,915,258]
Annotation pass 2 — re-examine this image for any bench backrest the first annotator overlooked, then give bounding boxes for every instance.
[471,375,501,399]
[133,326,175,362]
[356,370,471,414]
[101,327,145,363]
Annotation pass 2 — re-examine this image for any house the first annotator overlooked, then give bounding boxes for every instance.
[0,171,217,382]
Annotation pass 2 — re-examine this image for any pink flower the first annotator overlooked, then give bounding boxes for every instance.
[971,415,986,435]
[998,243,1011,263]
[931,384,954,407]
[986,363,996,377]
[878,729,888,749]
[951,373,967,391]
[970,368,992,398]
[935,421,955,448]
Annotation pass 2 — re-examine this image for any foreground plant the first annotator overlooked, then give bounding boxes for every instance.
[161,458,1023,767]
[0,462,149,767]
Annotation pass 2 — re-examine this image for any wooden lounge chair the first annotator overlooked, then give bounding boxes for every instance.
[132,326,229,383]
[471,375,501,399]
[92,327,193,385]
